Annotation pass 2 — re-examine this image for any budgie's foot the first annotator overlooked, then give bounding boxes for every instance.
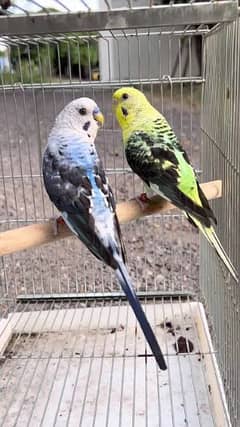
[135,192,151,210]
[50,215,65,236]
[139,192,150,203]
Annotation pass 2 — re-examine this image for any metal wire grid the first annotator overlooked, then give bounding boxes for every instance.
[0,7,237,427]
[200,17,240,427]
[0,297,230,426]
[0,29,202,299]
[0,29,206,89]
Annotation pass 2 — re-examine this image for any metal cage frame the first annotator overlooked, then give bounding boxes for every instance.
[0,1,239,426]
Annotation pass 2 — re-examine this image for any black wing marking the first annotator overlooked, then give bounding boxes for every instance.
[196,182,217,225]
[125,131,216,228]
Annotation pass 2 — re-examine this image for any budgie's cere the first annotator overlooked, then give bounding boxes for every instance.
[113,87,238,282]
[42,97,167,370]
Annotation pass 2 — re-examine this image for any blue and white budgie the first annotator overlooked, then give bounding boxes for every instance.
[42,97,167,371]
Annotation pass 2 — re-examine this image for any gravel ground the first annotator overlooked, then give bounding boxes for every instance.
[0,85,201,301]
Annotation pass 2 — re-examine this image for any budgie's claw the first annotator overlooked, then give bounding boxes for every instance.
[50,216,65,236]
[139,192,150,203]
[135,192,151,211]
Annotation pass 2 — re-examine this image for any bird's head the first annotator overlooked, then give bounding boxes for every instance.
[112,87,151,135]
[55,97,104,140]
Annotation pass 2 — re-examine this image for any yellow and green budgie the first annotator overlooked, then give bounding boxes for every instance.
[113,87,238,282]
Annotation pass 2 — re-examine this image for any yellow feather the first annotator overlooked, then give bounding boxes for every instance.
[162,160,174,170]
[113,87,165,142]
[189,215,238,282]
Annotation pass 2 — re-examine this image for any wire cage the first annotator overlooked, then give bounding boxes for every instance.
[201,17,240,426]
[0,1,239,426]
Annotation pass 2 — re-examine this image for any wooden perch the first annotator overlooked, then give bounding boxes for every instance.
[0,180,222,257]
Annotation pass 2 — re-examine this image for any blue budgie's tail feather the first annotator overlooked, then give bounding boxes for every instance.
[115,259,167,371]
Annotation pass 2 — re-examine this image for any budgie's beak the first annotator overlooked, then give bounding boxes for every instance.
[93,107,104,127]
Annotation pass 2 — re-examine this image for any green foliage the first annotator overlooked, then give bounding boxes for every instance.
[8,44,54,83]
[1,60,42,84]
[0,36,99,84]
[0,6,99,84]
[58,38,98,68]
[0,21,98,84]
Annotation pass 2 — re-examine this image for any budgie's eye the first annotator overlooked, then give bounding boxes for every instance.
[122,93,129,100]
[79,107,87,115]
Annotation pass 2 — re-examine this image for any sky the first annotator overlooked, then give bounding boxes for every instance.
[11,0,102,13]
[0,0,107,51]
[0,1,87,51]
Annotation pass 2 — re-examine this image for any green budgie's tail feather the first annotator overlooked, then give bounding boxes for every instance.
[196,182,217,225]
[190,215,238,283]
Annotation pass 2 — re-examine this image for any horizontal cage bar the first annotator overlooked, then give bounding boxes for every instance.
[0,3,237,36]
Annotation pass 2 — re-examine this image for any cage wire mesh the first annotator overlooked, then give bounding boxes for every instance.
[200,17,240,427]
[0,1,239,426]
[0,30,207,299]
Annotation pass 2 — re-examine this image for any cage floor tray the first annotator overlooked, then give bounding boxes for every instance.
[0,300,229,427]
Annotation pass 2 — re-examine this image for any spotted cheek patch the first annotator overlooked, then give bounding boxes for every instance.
[121,106,128,117]
[83,121,91,131]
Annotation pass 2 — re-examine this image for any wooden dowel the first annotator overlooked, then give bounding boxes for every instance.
[0,180,222,257]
